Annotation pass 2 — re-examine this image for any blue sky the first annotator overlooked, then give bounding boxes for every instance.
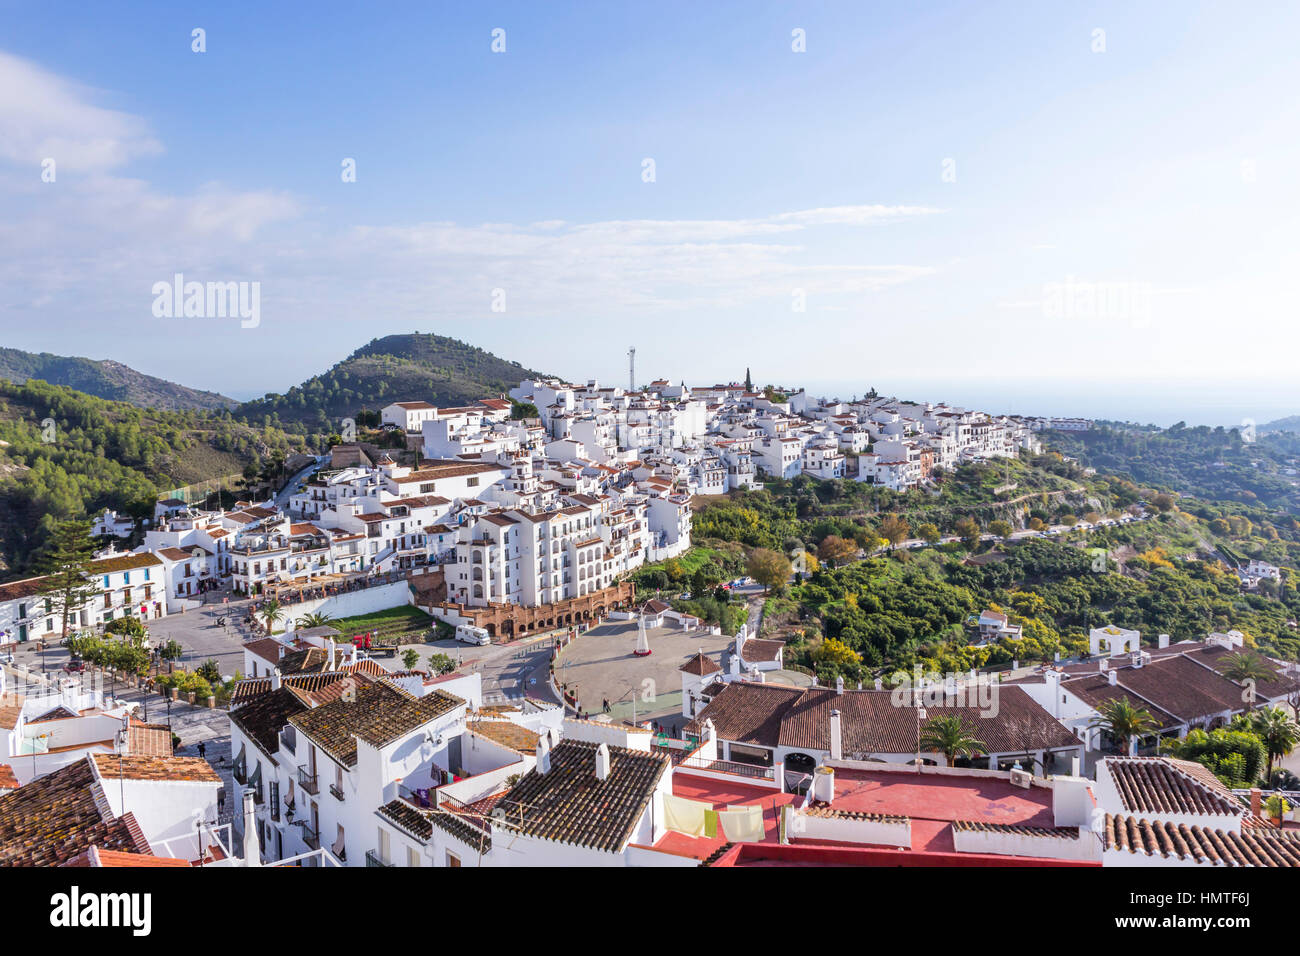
[2,1,1298,423]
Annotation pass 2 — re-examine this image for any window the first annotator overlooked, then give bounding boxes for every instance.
[407,846,420,868]
[446,851,461,868]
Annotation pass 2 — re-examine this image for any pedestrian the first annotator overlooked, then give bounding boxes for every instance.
[198,740,207,759]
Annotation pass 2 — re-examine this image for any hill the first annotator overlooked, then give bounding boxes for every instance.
[236,333,551,430]
[0,348,236,411]
[0,379,315,576]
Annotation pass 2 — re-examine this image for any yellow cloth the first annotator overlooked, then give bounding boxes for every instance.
[662,794,712,837]
[718,804,764,842]
[703,808,719,838]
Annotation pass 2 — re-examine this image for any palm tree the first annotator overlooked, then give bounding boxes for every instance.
[919,714,988,767]
[1222,652,1273,708]
[1089,698,1159,755]
[296,611,334,629]
[258,599,285,635]
[1250,707,1300,779]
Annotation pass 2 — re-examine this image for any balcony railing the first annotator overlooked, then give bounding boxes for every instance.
[300,824,319,850]
[365,849,392,867]
[297,765,319,795]
[329,783,344,801]
[680,753,776,781]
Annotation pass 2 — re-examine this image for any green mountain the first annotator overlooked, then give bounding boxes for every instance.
[236,333,551,429]
[0,348,236,412]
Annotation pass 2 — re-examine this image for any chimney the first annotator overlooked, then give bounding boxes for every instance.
[1108,669,1118,686]
[873,677,883,690]
[1250,787,1262,820]
[594,742,611,781]
[829,709,843,761]
[1132,651,1143,669]
[1099,658,1108,673]
[536,733,552,775]
[241,790,261,867]
[327,638,336,669]
[271,667,282,691]
[1158,633,1170,649]
[835,675,844,696]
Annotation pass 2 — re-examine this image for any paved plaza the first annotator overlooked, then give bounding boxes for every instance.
[553,619,733,731]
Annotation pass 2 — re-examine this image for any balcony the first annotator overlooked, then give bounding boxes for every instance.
[300,824,320,850]
[297,765,319,795]
[329,782,345,801]
[365,849,393,867]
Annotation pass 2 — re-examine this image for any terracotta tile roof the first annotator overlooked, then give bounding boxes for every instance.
[229,687,309,757]
[230,672,355,706]
[0,695,25,730]
[243,637,286,666]
[679,652,722,676]
[289,684,464,768]
[952,819,1080,839]
[739,638,784,664]
[689,684,1079,755]
[1193,645,1300,700]
[88,553,162,573]
[128,721,174,757]
[468,720,540,755]
[0,575,47,602]
[1103,813,1300,866]
[1103,757,1243,817]
[92,754,221,783]
[1062,678,1181,729]
[1102,655,1245,720]
[277,646,331,675]
[494,740,668,853]
[376,798,493,853]
[0,758,152,866]
[0,764,17,790]
[60,847,192,867]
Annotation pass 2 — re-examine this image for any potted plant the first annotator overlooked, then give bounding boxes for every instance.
[1265,793,1290,826]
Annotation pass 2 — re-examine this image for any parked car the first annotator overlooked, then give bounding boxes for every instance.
[63,658,85,674]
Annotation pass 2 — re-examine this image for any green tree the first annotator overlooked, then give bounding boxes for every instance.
[296,611,335,629]
[917,523,941,545]
[402,648,422,670]
[1089,698,1159,755]
[257,599,285,634]
[36,520,98,649]
[746,548,792,594]
[988,519,1013,540]
[920,715,988,767]
[427,653,456,675]
[1249,707,1300,779]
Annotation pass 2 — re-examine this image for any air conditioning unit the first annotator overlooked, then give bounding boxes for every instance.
[1009,768,1032,789]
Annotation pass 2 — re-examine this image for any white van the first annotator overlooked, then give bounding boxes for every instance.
[455,624,491,646]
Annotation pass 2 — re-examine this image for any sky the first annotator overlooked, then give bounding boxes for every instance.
[1,1,1298,425]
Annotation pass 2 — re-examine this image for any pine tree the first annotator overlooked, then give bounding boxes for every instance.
[745,367,753,391]
[36,519,98,644]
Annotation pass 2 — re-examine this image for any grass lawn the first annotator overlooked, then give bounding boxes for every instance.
[328,604,432,637]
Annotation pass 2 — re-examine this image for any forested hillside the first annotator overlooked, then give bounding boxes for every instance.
[0,380,315,575]
[236,333,548,431]
[0,348,236,411]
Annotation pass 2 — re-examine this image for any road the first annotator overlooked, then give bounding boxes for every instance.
[275,455,327,512]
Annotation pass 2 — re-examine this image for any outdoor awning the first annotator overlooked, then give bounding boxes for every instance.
[248,761,262,790]
[233,743,247,780]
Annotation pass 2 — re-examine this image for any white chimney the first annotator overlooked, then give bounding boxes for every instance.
[1132,651,1143,668]
[829,709,843,761]
[594,742,611,781]
[327,638,336,669]
[536,733,552,775]
[1108,669,1118,686]
[271,667,282,691]
[1099,658,1108,673]
[1158,634,1170,649]
[835,675,844,696]
[241,790,261,867]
